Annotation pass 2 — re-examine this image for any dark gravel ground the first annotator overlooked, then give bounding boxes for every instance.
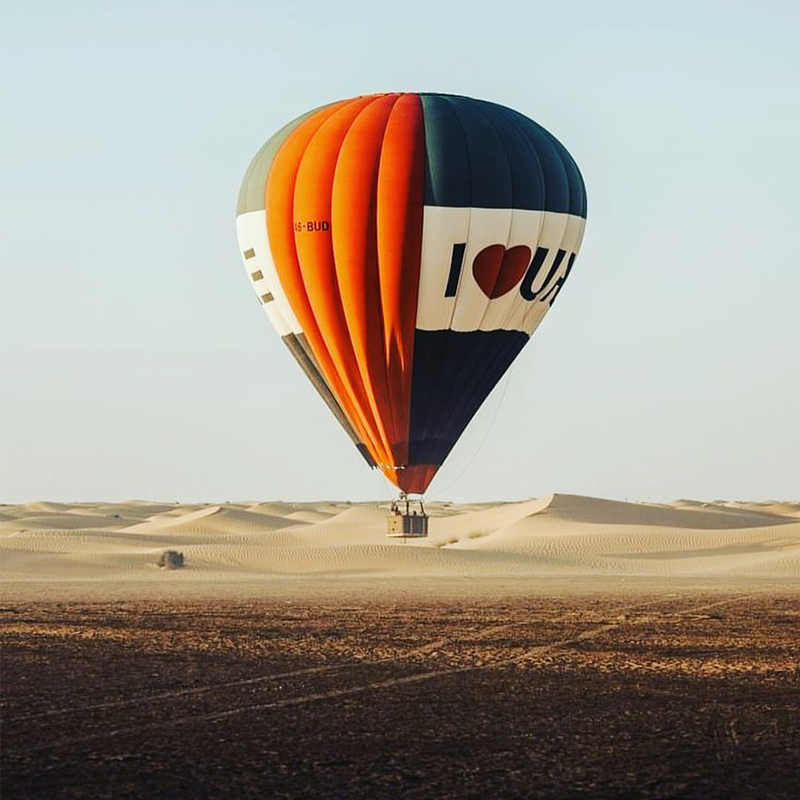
[1,589,799,799]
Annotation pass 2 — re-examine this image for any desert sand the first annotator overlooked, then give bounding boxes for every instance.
[3,493,799,799]
[1,492,799,589]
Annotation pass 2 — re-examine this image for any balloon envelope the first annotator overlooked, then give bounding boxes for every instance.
[236,93,587,493]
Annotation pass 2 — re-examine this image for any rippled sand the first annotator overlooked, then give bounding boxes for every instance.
[2,493,798,588]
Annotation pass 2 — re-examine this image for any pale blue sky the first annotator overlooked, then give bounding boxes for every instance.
[1,0,798,503]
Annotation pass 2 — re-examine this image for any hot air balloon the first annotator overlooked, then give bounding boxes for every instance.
[236,93,586,536]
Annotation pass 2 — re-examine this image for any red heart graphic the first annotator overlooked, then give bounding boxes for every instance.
[472,244,532,299]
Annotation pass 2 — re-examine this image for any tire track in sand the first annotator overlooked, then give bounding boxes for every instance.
[4,595,676,724]
[16,594,755,750]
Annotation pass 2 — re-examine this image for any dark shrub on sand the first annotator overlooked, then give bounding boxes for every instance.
[157,550,184,569]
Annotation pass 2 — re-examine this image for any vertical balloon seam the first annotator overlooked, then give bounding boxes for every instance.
[237,103,335,216]
[546,129,586,217]
[295,95,396,467]
[490,104,550,333]
[268,105,353,375]
[408,94,452,471]
[270,100,390,465]
[462,100,520,355]
[310,96,396,467]
[367,96,401,466]
[290,97,422,478]
[487,103,549,324]
[310,103,406,472]
[440,102,584,444]
[412,94,475,466]
[548,132,587,217]
[375,95,404,468]
[423,93,491,474]
[378,93,427,490]
[236,106,374,458]
[504,107,573,335]
[336,94,406,469]
[369,93,411,473]
[503,106,558,206]
[528,127,576,332]
[467,98,518,325]
[331,94,402,470]
[435,100,522,449]
[438,108,532,462]
[400,92,427,477]
[423,97,517,455]
[519,125,570,334]
[374,92,421,471]
[548,138,578,312]
[281,332,372,460]
[420,94,500,463]
[261,291,372,450]
[262,101,345,350]
[239,111,315,336]
[370,92,416,472]
[440,335,527,458]
[312,99,397,463]
[328,96,384,459]
[412,99,586,474]
[282,100,368,455]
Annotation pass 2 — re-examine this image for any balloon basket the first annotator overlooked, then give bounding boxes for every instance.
[386,494,428,539]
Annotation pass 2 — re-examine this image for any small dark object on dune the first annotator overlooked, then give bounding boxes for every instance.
[156,550,184,570]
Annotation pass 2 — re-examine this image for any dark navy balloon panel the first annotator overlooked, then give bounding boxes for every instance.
[408,329,528,466]
[419,94,586,217]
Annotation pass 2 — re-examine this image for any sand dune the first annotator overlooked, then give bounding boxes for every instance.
[1,493,798,584]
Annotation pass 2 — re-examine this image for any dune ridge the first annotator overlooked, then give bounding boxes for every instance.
[1,493,798,583]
